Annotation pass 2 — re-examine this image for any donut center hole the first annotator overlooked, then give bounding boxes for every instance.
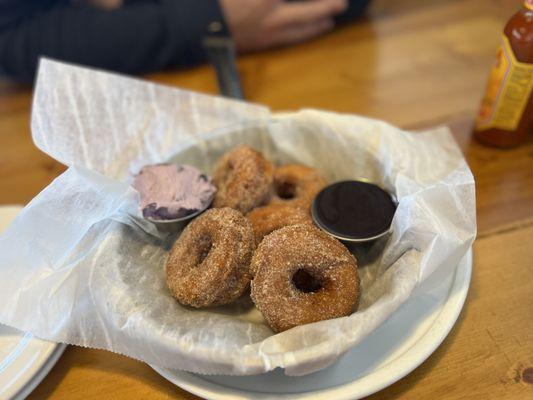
[197,236,213,265]
[276,182,296,199]
[292,269,322,293]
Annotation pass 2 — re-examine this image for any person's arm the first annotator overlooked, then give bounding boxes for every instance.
[0,0,227,83]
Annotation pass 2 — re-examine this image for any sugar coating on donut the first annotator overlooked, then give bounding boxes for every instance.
[247,203,312,254]
[251,224,359,332]
[212,145,274,213]
[166,207,254,308]
[270,164,327,211]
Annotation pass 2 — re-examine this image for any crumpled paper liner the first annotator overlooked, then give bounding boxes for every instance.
[0,59,476,376]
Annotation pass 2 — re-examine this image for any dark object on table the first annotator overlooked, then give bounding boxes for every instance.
[203,36,244,99]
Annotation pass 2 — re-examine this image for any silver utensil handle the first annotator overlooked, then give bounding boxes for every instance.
[203,36,245,100]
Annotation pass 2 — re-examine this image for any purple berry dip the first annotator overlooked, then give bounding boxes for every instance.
[132,164,216,220]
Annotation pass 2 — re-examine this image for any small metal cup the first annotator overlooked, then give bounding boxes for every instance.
[141,201,212,234]
[311,179,397,266]
[145,211,201,234]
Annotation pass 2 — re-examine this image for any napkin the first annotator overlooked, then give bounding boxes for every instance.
[0,58,476,376]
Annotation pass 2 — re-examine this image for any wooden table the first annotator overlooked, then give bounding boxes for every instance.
[1,0,532,398]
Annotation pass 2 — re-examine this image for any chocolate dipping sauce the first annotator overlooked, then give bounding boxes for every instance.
[312,180,396,241]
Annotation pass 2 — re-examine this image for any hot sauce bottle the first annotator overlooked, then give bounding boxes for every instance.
[474,0,533,148]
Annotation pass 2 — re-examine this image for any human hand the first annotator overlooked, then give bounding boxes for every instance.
[219,0,348,52]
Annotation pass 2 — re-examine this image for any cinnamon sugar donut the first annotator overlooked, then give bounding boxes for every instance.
[166,207,254,308]
[247,203,312,248]
[250,224,359,332]
[212,145,274,213]
[270,164,327,210]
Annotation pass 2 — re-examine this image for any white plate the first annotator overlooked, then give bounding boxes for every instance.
[152,248,472,400]
[0,206,66,400]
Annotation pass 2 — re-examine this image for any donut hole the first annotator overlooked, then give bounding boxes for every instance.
[196,235,213,265]
[292,269,323,293]
[276,181,296,199]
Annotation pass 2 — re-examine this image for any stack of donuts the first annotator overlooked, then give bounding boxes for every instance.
[165,145,360,332]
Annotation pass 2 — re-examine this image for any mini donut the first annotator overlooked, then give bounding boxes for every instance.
[270,164,327,211]
[166,207,254,308]
[251,224,359,332]
[212,145,274,213]
[247,203,312,249]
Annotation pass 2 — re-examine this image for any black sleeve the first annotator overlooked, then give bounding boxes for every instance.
[0,0,228,83]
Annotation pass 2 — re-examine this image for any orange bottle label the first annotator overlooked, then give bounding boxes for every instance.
[475,35,533,131]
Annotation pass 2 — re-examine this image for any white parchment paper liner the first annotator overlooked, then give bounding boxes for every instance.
[0,59,476,376]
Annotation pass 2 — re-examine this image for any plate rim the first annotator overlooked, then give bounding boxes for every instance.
[10,343,66,400]
[151,248,472,400]
[0,205,66,400]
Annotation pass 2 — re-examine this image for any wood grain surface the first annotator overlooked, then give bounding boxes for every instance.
[0,0,532,398]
